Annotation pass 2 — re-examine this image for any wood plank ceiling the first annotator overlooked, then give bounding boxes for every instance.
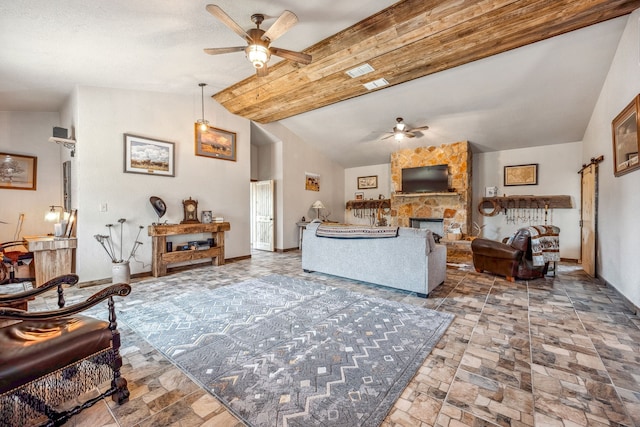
[214,0,640,124]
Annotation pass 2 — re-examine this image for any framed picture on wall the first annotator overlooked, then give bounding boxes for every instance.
[357,175,378,189]
[504,164,538,186]
[612,94,640,177]
[0,152,37,190]
[305,172,320,191]
[123,134,175,177]
[195,124,237,161]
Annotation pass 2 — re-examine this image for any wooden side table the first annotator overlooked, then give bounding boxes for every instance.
[24,237,77,287]
[148,222,230,277]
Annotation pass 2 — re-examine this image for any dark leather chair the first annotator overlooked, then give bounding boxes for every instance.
[0,274,131,426]
[0,240,35,285]
[471,228,549,282]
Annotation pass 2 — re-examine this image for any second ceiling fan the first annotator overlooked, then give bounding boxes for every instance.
[382,118,429,141]
[204,4,312,77]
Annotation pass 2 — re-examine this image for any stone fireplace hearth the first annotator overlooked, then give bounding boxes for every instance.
[390,141,472,235]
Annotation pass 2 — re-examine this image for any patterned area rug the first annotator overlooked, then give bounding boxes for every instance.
[118,275,454,427]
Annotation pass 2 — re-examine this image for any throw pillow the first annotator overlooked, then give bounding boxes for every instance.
[425,230,436,253]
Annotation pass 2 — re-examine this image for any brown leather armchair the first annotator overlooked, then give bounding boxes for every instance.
[0,274,131,426]
[471,228,549,281]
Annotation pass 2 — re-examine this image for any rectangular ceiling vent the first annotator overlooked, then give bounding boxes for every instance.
[346,63,375,78]
[363,78,389,90]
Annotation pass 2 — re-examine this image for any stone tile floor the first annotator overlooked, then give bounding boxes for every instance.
[23,250,640,426]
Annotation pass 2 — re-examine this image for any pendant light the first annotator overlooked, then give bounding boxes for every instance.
[196,83,209,131]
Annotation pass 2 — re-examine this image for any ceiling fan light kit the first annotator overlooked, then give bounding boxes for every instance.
[204,5,311,77]
[382,117,429,141]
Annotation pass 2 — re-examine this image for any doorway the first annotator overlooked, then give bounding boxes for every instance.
[251,180,274,251]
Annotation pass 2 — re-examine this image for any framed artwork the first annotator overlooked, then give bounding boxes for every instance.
[357,175,378,189]
[195,124,237,161]
[123,134,175,177]
[504,164,538,186]
[0,152,37,190]
[305,172,320,191]
[355,192,364,200]
[612,94,640,177]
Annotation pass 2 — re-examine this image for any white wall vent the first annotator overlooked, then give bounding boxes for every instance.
[363,78,389,90]
[346,63,375,78]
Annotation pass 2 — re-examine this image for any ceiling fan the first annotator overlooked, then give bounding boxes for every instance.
[203,4,312,77]
[381,118,429,141]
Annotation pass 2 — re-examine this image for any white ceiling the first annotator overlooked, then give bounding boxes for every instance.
[0,1,629,168]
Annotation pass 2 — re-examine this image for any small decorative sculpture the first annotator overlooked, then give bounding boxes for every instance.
[150,196,167,223]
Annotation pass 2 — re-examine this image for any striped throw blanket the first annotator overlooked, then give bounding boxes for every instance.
[316,224,399,239]
[527,225,560,266]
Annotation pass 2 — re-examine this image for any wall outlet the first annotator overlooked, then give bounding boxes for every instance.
[99,202,108,212]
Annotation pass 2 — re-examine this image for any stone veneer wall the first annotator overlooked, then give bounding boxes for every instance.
[390,141,472,235]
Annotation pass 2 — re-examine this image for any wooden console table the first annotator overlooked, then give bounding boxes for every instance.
[148,222,230,277]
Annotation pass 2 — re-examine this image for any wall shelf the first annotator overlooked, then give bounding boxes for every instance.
[479,195,573,215]
[346,199,390,210]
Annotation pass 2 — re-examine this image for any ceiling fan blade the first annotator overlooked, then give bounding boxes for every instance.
[403,132,416,138]
[270,47,312,65]
[262,10,298,42]
[256,64,269,77]
[381,134,395,140]
[206,4,251,42]
[203,46,245,55]
[409,125,429,132]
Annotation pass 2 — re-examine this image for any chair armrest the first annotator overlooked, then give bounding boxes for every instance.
[0,274,79,307]
[0,283,131,321]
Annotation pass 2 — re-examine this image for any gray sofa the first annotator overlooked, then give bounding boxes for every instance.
[302,221,446,297]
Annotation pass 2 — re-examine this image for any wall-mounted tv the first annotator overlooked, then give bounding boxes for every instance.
[401,164,449,193]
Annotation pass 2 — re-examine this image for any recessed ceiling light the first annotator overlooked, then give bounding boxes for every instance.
[363,78,389,90]
[346,63,375,78]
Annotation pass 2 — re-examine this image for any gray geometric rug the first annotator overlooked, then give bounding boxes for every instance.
[118,274,454,427]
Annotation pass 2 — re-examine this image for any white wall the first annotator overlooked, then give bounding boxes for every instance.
[344,164,391,225]
[70,86,251,281]
[582,10,640,308]
[261,122,345,250]
[0,111,64,240]
[473,142,583,259]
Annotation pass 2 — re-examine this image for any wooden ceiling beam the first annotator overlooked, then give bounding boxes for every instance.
[213,0,640,123]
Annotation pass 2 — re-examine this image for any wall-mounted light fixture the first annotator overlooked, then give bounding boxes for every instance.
[196,83,210,132]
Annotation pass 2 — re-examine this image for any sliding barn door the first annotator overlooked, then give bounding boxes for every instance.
[580,164,597,276]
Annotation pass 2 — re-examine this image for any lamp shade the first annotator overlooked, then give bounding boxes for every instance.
[311,200,325,210]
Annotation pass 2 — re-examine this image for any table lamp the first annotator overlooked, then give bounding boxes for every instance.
[311,200,325,220]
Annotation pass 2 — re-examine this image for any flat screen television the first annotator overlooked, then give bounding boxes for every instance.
[401,164,449,193]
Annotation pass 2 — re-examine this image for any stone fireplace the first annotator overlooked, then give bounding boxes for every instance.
[390,141,472,236]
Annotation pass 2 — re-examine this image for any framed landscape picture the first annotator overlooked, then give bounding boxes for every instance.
[504,164,538,186]
[0,152,37,190]
[612,94,640,177]
[123,134,175,177]
[195,124,237,161]
[357,175,378,189]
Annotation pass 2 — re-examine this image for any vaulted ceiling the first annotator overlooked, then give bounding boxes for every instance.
[1,1,639,168]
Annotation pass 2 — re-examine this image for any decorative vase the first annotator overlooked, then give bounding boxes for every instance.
[112,261,130,285]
